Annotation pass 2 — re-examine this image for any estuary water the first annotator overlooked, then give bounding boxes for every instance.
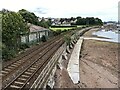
[92,30,120,43]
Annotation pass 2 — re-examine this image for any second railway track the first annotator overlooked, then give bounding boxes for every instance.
[2,35,62,88]
[3,37,64,89]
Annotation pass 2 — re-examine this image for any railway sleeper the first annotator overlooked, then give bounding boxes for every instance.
[7,66,14,69]
[30,67,36,70]
[17,78,26,83]
[0,73,4,77]
[34,64,40,67]
[1,71,8,74]
[12,82,24,87]
[21,75,30,78]
[14,81,25,85]
[17,60,24,64]
[28,69,35,72]
[18,78,26,81]
[4,68,11,71]
[10,85,21,88]
[25,72,32,75]
[33,65,38,68]
[16,61,22,64]
[11,64,17,67]
[13,63,21,66]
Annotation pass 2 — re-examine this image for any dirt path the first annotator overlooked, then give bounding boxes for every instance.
[79,28,119,88]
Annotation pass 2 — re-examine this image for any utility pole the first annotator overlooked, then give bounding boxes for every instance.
[118,1,120,24]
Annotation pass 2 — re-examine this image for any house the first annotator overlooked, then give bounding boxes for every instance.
[103,22,117,31]
[21,23,50,43]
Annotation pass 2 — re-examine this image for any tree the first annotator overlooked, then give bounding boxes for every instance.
[60,18,64,24]
[39,18,52,28]
[75,17,103,25]
[70,17,76,21]
[2,9,28,60]
[76,18,86,25]
[18,9,39,25]
[95,18,103,25]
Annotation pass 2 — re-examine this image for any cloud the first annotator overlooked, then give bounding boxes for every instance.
[33,8,47,14]
[0,0,119,21]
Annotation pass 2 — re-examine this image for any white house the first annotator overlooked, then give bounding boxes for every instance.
[21,23,50,43]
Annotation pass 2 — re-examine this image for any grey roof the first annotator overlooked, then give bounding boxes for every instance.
[28,23,49,33]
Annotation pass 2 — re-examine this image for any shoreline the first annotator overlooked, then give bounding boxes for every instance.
[79,28,118,88]
[54,28,119,88]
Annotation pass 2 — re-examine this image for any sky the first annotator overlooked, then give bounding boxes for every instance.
[0,0,119,22]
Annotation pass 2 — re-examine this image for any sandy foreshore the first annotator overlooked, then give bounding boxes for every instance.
[79,28,119,88]
[54,28,119,88]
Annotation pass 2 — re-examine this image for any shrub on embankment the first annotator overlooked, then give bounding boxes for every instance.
[2,9,29,61]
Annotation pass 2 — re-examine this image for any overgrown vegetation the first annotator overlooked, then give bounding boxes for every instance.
[18,9,39,25]
[64,35,71,45]
[2,9,29,60]
[41,35,47,42]
[39,18,52,28]
[18,9,51,28]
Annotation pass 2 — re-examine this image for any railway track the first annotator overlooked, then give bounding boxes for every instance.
[2,27,92,89]
[2,35,61,88]
[3,36,58,69]
[3,37,64,89]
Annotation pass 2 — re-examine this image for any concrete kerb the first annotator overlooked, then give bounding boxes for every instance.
[67,37,84,84]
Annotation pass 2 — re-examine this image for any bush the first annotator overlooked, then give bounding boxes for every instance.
[41,35,47,42]
[64,35,71,45]
[2,48,16,61]
[20,43,30,50]
[52,30,62,36]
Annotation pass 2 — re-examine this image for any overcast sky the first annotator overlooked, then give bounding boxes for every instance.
[0,0,119,22]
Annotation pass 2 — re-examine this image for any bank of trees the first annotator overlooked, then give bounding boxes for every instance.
[18,9,40,26]
[18,9,51,28]
[2,9,29,60]
[59,16,103,26]
[75,17,103,25]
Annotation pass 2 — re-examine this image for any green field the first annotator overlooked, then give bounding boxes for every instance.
[49,27,75,31]
[49,25,85,31]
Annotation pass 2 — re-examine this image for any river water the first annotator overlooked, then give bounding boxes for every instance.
[92,30,120,43]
